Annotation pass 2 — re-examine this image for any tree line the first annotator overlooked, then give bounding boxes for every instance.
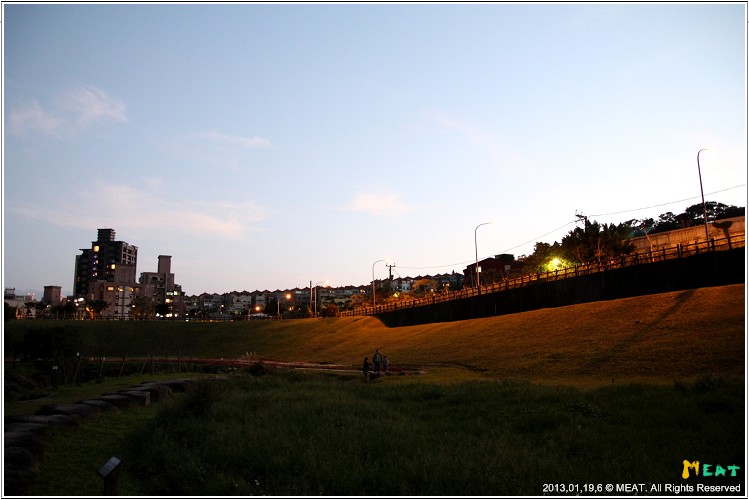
[520,201,743,274]
[346,200,745,306]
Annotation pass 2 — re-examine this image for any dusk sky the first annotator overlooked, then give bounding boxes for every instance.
[3,3,746,298]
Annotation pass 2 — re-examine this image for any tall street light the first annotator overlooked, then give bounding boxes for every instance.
[474,222,492,288]
[313,280,329,317]
[697,149,711,246]
[372,259,386,308]
[277,292,291,318]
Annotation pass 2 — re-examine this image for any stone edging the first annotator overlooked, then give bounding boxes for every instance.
[4,378,205,496]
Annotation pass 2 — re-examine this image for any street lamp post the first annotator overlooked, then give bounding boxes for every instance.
[474,222,492,288]
[697,149,710,247]
[372,259,386,308]
[313,280,329,317]
[276,292,291,319]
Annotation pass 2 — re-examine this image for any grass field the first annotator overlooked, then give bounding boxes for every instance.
[5,284,745,386]
[5,284,746,496]
[25,371,745,496]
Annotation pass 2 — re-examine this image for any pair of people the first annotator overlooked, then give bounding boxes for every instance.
[372,349,389,372]
[363,349,389,378]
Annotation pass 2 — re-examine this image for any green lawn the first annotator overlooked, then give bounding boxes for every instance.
[8,284,745,496]
[28,370,744,496]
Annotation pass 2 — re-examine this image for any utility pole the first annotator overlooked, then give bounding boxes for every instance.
[697,149,711,246]
[575,211,588,231]
[386,262,396,292]
[474,222,492,289]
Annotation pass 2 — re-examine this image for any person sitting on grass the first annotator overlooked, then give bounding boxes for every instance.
[362,357,370,379]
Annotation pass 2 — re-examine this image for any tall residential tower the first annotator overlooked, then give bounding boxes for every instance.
[74,228,138,297]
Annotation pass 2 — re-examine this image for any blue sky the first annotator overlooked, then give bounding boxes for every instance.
[3,3,746,297]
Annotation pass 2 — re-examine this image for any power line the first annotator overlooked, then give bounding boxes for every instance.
[589,184,746,218]
[396,184,745,272]
[497,220,578,254]
[398,219,579,271]
[397,259,474,271]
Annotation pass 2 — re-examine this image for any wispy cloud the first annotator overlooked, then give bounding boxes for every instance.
[9,84,127,137]
[194,130,273,149]
[164,130,274,171]
[7,179,266,240]
[425,110,537,180]
[65,85,128,126]
[346,187,410,217]
[429,112,490,147]
[9,101,63,136]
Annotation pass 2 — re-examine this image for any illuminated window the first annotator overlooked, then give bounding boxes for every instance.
[111,264,116,269]
[93,245,100,252]
[107,286,114,291]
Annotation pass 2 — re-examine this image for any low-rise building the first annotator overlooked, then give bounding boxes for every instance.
[464,254,523,287]
[139,255,186,319]
[4,288,37,318]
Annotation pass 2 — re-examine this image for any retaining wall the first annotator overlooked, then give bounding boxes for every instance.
[377,247,745,327]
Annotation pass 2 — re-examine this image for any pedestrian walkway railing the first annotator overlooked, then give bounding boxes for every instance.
[340,232,745,317]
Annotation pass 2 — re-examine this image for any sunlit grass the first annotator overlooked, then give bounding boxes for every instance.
[5,285,744,386]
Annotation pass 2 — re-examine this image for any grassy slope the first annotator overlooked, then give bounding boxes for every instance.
[5,284,745,386]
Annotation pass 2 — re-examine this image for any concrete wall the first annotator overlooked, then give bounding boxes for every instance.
[376,247,745,327]
[628,216,745,253]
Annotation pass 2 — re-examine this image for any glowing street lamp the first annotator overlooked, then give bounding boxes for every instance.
[474,222,492,288]
[277,292,292,318]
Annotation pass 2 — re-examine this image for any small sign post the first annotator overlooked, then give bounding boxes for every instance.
[97,456,122,495]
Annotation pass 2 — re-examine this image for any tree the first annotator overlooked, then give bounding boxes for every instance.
[561,221,636,265]
[320,303,339,318]
[650,211,679,233]
[52,301,75,320]
[561,224,596,264]
[23,301,36,319]
[88,300,109,319]
[4,302,17,322]
[155,303,172,318]
[520,242,565,274]
[35,301,50,319]
[132,297,155,320]
[411,278,437,298]
[648,202,745,235]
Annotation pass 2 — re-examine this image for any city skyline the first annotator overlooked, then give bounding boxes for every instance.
[3,3,747,298]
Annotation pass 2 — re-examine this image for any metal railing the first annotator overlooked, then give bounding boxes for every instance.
[340,232,745,317]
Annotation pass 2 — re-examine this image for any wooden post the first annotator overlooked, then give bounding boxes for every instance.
[73,353,82,386]
[119,354,127,378]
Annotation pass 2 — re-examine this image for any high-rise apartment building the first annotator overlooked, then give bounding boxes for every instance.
[74,228,138,297]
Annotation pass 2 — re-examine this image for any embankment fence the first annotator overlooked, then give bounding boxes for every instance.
[340,233,745,317]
